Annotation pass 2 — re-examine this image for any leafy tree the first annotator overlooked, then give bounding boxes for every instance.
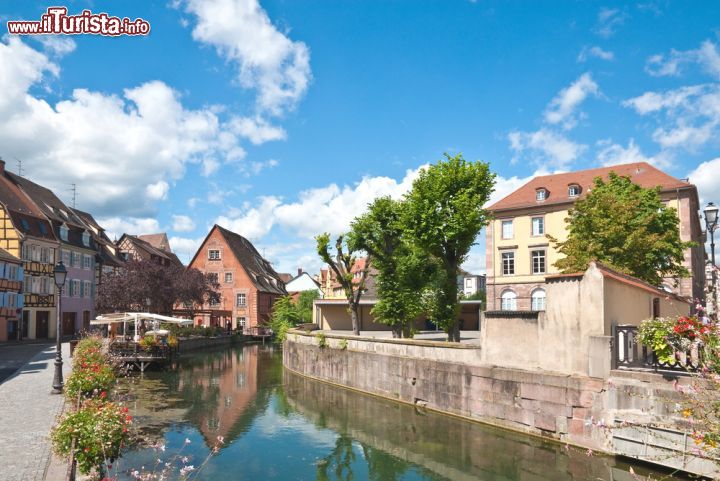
[316,233,369,336]
[296,289,320,324]
[549,172,694,286]
[462,289,487,307]
[350,197,434,338]
[96,260,219,315]
[403,153,495,342]
[268,296,302,342]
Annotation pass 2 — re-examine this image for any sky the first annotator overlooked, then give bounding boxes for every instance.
[1,0,719,275]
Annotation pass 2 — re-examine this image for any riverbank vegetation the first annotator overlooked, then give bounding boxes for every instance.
[269,290,319,342]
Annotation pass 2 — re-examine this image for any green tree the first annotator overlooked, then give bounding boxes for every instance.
[403,153,495,342]
[296,289,320,323]
[268,296,302,342]
[350,197,433,338]
[316,233,369,336]
[549,172,694,286]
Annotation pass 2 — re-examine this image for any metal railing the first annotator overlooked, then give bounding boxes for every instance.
[612,323,701,374]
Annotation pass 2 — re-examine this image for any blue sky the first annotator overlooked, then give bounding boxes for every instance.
[1,0,719,274]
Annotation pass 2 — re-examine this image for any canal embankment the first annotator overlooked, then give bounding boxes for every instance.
[283,329,719,478]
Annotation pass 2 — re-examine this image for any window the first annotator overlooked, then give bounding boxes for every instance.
[63,251,70,266]
[568,185,581,197]
[209,296,220,307]
[41,277,50,294]
[465,278,473,288]
[83,255,92,270]
[20,218,30,231]
[531,250,546,274]
[531,217,544,236]
[59,224,69,241]
[84,281,92,298]
[536,189,548,201]
[236,293,246,307]
[82,231,91,247]
[502,252,515,275]
[501,290,517,311]
[237,317,246,328]
[72,252,81,267]
[531,288,546,311]
[208,273,219,284]
[224,272,233,283]
[79,281,85,298]
[501,220,513,239]
[208,249,221,260]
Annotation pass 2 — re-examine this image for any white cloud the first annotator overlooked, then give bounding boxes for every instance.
[34,36,76,56]
[178,0,311,117]
[169,235,207,263]
[595,138,672,169]
[623,83,720,151]
[577,46,614,62]
[544,73,599,129]
[688,158,720,205]
[97,217,161,241]
[0,38,247,218]
[216,167,424,243]
[645,40,720,79]
[172,215,196,232]
[247,158,279,176]
[594,8,627,38]
[508,129,587,170]
[146,180,170,200]
[230,116,286,144]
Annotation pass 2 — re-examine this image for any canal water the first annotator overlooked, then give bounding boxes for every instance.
[114,344,685,481]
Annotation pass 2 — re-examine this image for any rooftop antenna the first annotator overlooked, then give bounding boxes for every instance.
[69,183,77,209]
[14,158,23,177]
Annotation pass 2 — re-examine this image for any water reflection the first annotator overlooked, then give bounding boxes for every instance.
[115,345,684,481]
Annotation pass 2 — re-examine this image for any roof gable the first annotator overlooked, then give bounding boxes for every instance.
[488,162,692,212]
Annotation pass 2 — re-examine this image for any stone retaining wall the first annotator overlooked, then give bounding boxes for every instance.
[284,331,608,449]
[178,335,245,352]
[284,331,720,478]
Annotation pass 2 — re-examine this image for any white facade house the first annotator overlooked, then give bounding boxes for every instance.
[463,274,486,298]
[286,271,323,297]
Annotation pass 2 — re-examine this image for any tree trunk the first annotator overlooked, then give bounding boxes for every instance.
[444,264,461,342]
[349,304,360,336]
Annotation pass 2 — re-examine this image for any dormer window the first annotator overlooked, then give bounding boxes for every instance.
[59,224,69,242]
[82,231,91,247]
[535,188,548,202]
[568,184,581,197]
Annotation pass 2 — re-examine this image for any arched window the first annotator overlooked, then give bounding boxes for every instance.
[531,288,546,311]
[501,290,517,311]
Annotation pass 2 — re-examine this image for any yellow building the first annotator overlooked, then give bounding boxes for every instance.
[485,162,704,311]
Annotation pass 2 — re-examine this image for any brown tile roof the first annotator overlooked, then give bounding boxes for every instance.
[0,248,21,264]
[488,162,692,212]
[138,233,171,252]
[0,172,56,241]
[214,225,287,295]
[119,234,183,267]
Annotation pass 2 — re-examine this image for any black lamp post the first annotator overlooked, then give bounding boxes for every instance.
[704,202,719,319]
[51,261,67,394]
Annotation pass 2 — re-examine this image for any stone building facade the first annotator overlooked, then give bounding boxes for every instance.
[485,162,704,311]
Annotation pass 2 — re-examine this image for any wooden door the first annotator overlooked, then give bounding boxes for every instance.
[36,311,49,339]
[82,311,91,332]
[62,312,76,336]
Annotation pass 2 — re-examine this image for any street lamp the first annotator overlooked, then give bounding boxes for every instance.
[52,261,67,394]
[704,202,719,319]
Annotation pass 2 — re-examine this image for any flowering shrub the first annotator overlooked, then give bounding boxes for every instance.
[637,315,714,364]
[51,399,132,475]
[65,361,116,399]
[138,335,158,350]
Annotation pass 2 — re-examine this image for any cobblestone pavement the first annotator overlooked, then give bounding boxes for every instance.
[0,342,52,383]
[0,343,71,481]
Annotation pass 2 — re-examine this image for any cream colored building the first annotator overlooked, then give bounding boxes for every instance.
[485,162,704,311]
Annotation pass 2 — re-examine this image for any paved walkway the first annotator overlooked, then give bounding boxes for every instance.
[0,342,52,383]
[0,343,71,481]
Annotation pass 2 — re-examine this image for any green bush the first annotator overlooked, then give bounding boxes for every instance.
[52,399,132,475]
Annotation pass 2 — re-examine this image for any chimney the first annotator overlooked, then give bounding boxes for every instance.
[297,268,303,277]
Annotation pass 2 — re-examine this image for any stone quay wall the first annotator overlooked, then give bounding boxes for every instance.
[284,330,719,478]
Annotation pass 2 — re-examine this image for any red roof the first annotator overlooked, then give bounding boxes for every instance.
[488,162,692,212]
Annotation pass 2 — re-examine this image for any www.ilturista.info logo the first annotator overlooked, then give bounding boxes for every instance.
[7,7,150,36]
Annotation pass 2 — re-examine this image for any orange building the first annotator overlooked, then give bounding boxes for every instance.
[187,225,286,331]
